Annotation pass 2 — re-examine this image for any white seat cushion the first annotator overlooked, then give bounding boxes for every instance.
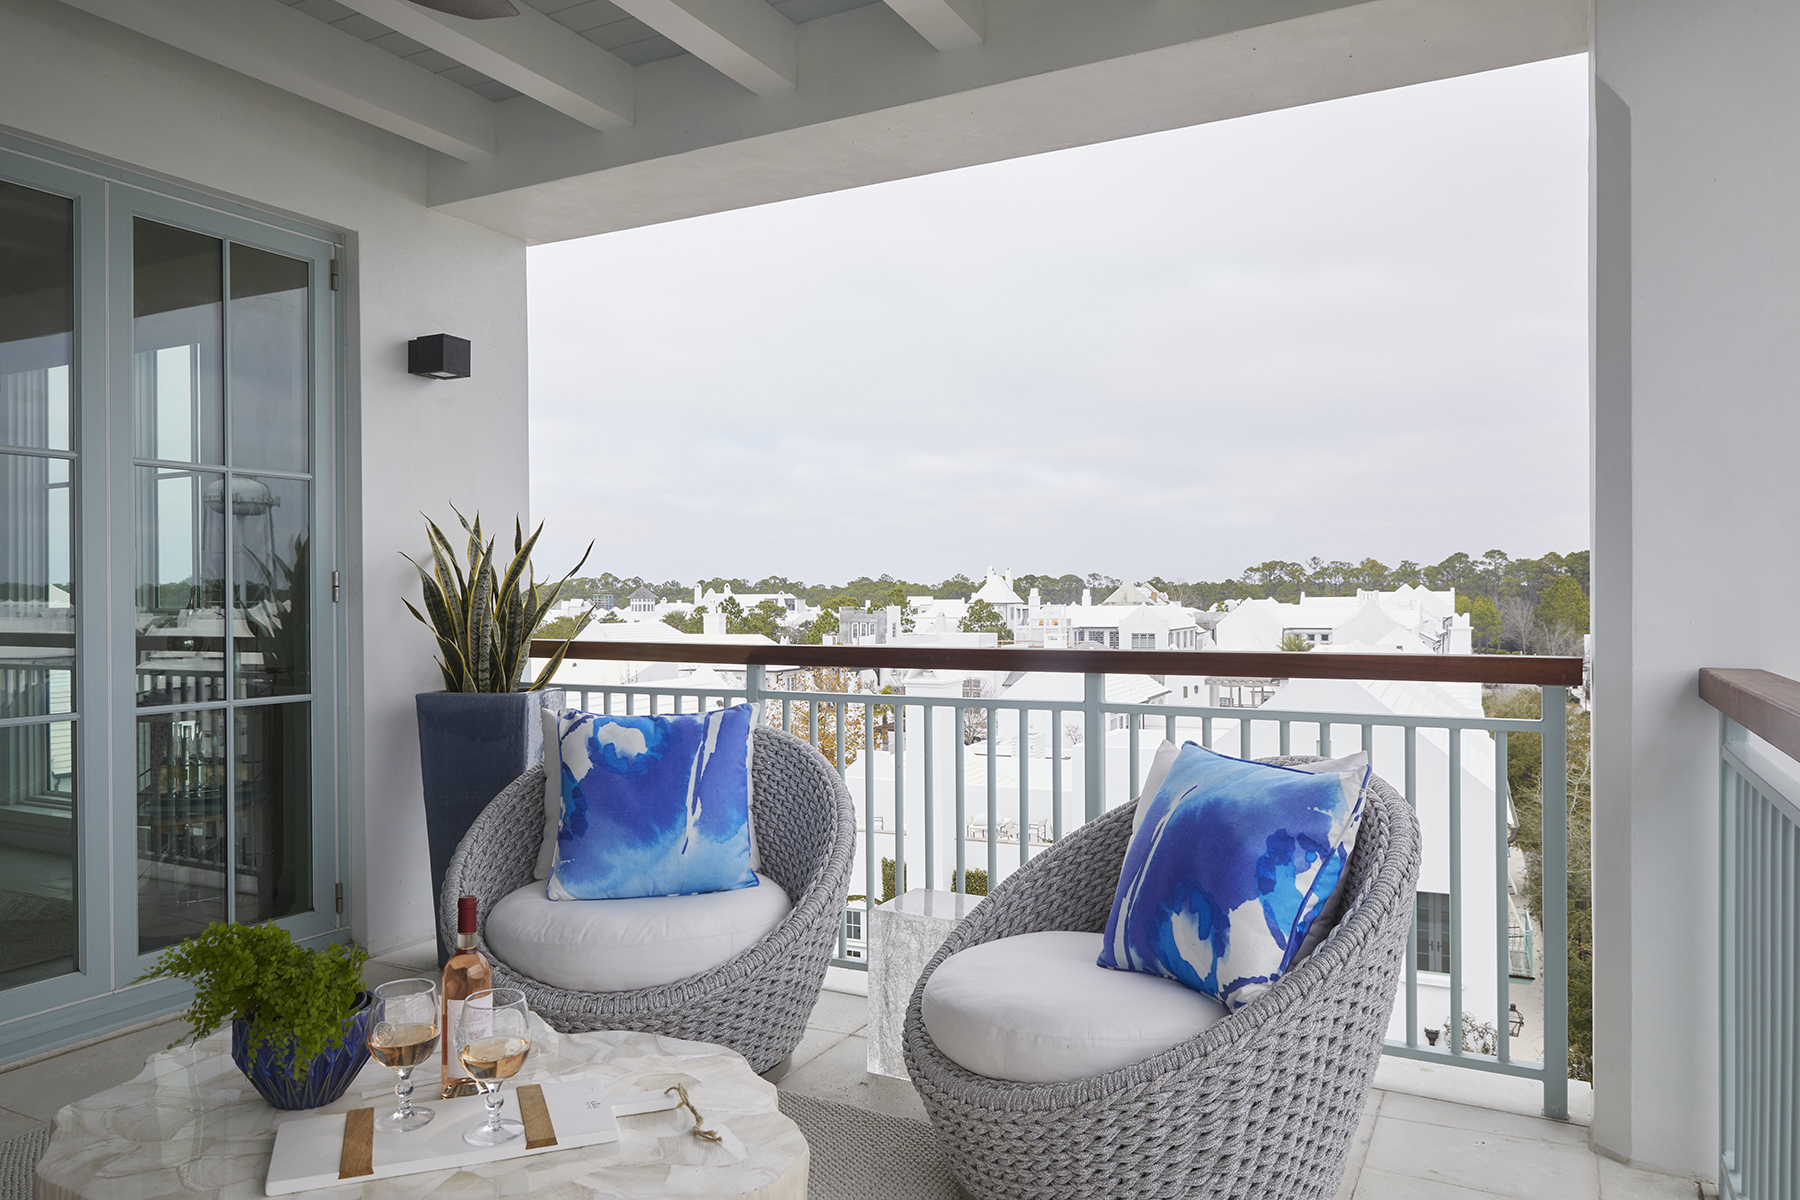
[921,930,1227,1084]
[485,873,792,992]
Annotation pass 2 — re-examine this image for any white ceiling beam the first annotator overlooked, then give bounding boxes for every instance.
[884,0,982,50]
[332,0,634,131]
[56,0,495,160]
[606,0,796,94]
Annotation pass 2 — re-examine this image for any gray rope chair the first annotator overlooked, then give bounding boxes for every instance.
[903,758,1421,1200]
[440,723,857,1074]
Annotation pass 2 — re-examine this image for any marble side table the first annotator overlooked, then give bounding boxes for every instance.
[867,888,980,1079]
[35,1016,807,1200]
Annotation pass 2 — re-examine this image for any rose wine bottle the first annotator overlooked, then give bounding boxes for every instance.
[440,895,492,1099]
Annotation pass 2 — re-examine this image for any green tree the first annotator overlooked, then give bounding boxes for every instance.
[1424,552,1478,594]
[953,867,989,896]
[884,583,916,633]
[535,611,592,641]
[1279,632,1314,652]
[1480,549,1511,599]
[933,574,976,600]
[718,595,745,630]
[1488,690,1593,1082]
[739,598,787,641]
[880,857,909,903]
[767,667,865,764]
[1457,593,1502,650]
[1535,576,1590,635]
[662,606,704,634]
[959,598,1012,643]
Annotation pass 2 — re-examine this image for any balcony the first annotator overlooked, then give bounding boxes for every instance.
[2,641,1757,1198]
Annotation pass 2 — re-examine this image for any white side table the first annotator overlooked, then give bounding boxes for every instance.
[866,888,980,1079]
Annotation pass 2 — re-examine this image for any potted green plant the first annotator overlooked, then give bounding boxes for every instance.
[138,922,371,1110]
[404,510,592,963]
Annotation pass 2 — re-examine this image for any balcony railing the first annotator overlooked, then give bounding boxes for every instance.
[1701,668,1800,1200]
[533,638,1582,1118]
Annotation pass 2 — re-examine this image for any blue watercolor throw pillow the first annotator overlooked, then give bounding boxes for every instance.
[547,704,759,901]
[1098,743,1368,1011]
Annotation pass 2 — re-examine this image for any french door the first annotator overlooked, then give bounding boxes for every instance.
[0,142,342,1037]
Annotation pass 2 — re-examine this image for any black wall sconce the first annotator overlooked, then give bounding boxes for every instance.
[408,334,471,380]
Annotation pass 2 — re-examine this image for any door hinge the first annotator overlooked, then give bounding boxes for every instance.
[329,259,339,291]
[332,570,341,602]
[335,882,344,916]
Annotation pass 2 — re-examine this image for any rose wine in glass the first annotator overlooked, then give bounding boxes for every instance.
[440,896,492,1098]
[455,988,532,1147]
[369,978,440,1132]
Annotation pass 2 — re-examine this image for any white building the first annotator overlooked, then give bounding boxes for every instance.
[1214,586,1472,655]
[969,567,1027,626]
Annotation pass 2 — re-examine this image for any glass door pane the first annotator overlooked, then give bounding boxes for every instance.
[229,247,308,473]
[0,180,78,993]
[136,708,228,952]
[132,220,222,466]
[131,218,317,948]
[0,182,73,452]
[134,466,226,706]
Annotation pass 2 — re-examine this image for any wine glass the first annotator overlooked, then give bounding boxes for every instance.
[454,988,532,1147]
[367,978,440,1133]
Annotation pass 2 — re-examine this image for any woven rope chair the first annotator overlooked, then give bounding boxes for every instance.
[440,723,857,1074]
[903,758,1421,1200]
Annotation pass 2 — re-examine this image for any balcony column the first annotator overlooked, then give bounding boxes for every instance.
[1589,2,1800,1181]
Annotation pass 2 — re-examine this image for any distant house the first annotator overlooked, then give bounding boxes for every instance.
[628,586,658,614]
[1212,586,1471,655]
[838,606,888,646]
[971,567,1028,626]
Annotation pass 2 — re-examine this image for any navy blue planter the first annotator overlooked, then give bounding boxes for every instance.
[417,688,563,965]
[231,991,372,1110]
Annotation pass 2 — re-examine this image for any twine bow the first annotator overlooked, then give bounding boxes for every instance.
[665,1083,723,1143]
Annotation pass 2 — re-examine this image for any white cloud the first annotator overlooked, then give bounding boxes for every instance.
[528,55,1589,584]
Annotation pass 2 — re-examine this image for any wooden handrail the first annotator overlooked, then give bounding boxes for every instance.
[1701,668,1800,763]
[532,638,1585,686]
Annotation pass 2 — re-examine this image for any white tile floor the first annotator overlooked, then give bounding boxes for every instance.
[0,947,1706,1200]
[768,981,1706,1200]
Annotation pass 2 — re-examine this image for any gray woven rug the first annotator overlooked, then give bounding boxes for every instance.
[1,1096,956,1200]
[777,1091,963,1200]
[0,1123,49,1200]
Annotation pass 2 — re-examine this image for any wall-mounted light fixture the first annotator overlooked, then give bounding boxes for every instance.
[408,334,471,380]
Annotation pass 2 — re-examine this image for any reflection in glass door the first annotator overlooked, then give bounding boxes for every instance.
[133,219,313,953]
[0,180,79,993]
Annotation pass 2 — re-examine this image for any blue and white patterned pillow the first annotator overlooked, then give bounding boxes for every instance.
[547,704,759,901]
[1098,743,1368,1011]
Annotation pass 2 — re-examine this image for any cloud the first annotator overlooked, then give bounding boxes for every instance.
[528,55,1589,584]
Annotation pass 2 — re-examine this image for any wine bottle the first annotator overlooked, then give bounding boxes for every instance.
[440,895,492,1099]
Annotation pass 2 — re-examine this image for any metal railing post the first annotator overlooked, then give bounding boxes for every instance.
[1540,684,1569,1120]
[1084,673,1105,821]
[746,663,765,722]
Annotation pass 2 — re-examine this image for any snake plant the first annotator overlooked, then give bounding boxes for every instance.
[402,509,593,693]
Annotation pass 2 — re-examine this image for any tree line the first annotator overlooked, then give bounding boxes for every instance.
[544,549,1589,650]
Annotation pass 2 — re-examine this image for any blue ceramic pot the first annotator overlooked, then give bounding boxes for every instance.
[417,688,563,965]
[231,991,372,1110]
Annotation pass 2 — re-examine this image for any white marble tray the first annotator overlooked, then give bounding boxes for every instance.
[266,1082,679,1195]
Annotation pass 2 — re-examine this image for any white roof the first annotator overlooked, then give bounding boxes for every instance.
[1001,672,1170,706]
[572,621,773,646]
[972,567,1024,606]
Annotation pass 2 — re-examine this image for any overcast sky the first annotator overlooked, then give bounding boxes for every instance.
[528,54,1588,587]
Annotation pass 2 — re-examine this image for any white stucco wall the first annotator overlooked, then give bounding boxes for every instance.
[1590,1,1800,1179]
[1,0,530,956]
